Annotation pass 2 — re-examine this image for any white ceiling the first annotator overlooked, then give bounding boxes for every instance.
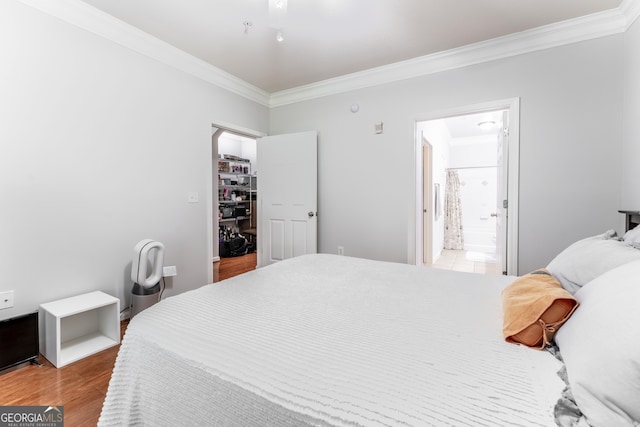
[78,0,623,93]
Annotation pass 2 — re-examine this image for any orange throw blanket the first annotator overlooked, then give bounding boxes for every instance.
[502,269,579,349]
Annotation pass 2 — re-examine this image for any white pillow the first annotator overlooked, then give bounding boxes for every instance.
[623,225,640,245]
[555,260,640,427]
[546,231,640,294]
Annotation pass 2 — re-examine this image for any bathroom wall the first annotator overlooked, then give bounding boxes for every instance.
[449,136,498,254]
[455,167,498,254]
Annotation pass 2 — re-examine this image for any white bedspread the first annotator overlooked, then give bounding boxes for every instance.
[99,254,564,426]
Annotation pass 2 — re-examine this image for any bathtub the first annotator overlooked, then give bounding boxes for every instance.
[463,224,496,253]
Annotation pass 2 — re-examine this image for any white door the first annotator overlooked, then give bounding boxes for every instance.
[495,111,509,275]
[257,131,318,267]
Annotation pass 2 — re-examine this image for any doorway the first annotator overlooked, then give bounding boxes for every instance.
[210,125,263,282]
[414,99,520,276]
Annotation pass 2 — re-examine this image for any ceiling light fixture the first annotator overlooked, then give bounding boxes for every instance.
[477,120,496,130]
[268,0,288,42]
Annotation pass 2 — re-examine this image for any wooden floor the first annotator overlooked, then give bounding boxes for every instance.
[0,253,257,426]
[0,320,128,427]
[214,251,257,282]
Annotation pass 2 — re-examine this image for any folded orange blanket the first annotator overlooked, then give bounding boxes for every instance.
[502,269,579,349]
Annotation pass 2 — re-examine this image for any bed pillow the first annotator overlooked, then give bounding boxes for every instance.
[623,225,640,245]
[546,230,640,294]
[555,260,640,427]
[502,269,578,349]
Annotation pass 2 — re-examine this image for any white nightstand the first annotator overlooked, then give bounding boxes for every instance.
[40,291,120,368]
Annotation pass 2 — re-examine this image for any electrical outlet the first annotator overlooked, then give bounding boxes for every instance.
[0,290,14,310]
[188,192,199,203]
[163,266,177,277]
[337,246,344,256]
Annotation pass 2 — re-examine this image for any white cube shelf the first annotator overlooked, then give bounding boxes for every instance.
[40,291,120,368]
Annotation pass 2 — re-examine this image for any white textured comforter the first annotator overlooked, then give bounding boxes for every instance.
[99,254,563,426]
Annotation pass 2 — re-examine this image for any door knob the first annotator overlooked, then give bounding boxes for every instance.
[308,211,315,218]
[490,212,498,217]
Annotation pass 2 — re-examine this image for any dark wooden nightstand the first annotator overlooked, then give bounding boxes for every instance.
[619,210,640,232]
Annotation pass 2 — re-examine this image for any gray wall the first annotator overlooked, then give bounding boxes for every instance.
[622,17,640,207]
[1,1,635,323]
[270,35,625,273]
[0,1,269,320]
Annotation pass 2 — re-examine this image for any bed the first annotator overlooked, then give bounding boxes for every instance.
[99,234,640,427]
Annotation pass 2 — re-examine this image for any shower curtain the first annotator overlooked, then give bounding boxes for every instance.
[444,170,464,250]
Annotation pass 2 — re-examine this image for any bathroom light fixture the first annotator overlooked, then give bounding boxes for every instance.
[477,120,496,130]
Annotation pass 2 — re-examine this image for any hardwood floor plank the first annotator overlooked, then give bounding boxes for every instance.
[214,252,257,282]
[64,390,106,427]
[0,321,128,426]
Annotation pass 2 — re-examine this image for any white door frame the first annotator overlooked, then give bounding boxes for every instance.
[422,138,434,266]
[410,98,520,275]
[209,121,266,283]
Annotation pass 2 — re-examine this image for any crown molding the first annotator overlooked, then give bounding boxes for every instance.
[15,0,638,109]
[17,0,271,107]
[269,7,629,107]
[621,0,640,29]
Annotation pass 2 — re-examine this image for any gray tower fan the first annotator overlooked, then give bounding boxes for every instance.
[130,239,165,318]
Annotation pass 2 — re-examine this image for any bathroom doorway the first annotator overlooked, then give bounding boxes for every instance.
[415,99,519,275]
